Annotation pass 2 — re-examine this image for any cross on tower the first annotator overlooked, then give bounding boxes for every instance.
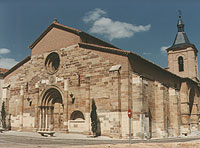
[178,10,182,18]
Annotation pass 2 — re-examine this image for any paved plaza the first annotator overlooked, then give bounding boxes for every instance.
[1,131,200,148]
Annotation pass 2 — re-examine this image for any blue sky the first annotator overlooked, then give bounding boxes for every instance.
[0,0,200,71]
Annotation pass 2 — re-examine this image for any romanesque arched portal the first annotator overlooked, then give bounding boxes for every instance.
[39,88,64,131]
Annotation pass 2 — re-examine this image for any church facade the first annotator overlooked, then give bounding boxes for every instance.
[0,14,200,139]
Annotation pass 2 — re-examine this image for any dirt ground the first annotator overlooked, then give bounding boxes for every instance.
[69,140,200,148]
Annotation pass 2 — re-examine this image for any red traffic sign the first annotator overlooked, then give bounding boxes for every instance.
[128,109,132,118]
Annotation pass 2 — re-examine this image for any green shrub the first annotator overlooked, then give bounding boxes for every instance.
[90,99,98,137]
[1,101,6,128]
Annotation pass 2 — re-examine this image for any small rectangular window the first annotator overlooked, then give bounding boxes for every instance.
[178,56,184,72]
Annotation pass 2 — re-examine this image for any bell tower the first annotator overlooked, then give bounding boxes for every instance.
[166,11,199,81]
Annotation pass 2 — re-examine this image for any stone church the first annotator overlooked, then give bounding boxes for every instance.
[0,14,200,139]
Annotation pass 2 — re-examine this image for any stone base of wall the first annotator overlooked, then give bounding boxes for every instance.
[11,113,34,130]
[10,110,198,139]
[68,120,85,133]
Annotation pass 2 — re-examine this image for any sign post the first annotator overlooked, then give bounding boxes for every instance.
[128,109,132,144]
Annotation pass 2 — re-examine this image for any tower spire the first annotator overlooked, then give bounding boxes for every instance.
[169,10,190,46]
[166,11,199,82]
[177,10,184,32]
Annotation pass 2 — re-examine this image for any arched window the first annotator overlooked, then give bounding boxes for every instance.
[178,56,184,72]
[70,110,85,120]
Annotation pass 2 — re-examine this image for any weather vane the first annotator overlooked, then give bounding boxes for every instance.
[178,10,182,18]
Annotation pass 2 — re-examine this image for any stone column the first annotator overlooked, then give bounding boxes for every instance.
[50,106,54,130]
[40,107,42,130]
[34,83,39,130]
[41,107,44,130]
[109,70,122,138]
[131,76,149,139]
[154,82,168,138]
[63,79,69,132]
[85,77,90,134]
[19,86,24,131]
[47,106,50,131]
[39,107,42,130]
[43,107,46,130]
[45,107,48,131]
[168,88,180,137]
[131,76,141,138]
[179,82,190,135]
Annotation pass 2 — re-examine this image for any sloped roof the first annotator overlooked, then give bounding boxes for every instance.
[0,68,8,74]
[166,42,198,53]
[167,14,198,53]
[167,31,198,53]
[79,42,130,56]
[29,19,117,50]
[3,56,31,78]
[79,43,181,76]
[80,42,199,87]
[173,32,190,45]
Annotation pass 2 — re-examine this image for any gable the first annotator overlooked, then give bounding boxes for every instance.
[30,21,118,56]
[31,27,81,55]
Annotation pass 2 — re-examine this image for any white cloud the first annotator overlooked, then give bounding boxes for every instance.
[83,8,106,23]
[160,46,170,54]
[83,8,151,41]
[0,48,10,54]
[0,58,18,69]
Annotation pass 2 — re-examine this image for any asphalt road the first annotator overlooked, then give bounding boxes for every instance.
[1,134,200,148]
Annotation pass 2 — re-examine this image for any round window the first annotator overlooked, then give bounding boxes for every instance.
[45,52,60,74]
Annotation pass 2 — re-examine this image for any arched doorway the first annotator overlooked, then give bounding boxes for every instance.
[39,88,64,131]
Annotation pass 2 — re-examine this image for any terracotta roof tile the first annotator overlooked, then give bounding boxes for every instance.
[53,21,81,33]
[4,56,31,77]
[78,42,130,56]
[0,68,8,74]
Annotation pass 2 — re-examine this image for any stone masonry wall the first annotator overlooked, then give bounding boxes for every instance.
[3,43,200,138]
[4,44,129,137]
[131,73,181,139]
